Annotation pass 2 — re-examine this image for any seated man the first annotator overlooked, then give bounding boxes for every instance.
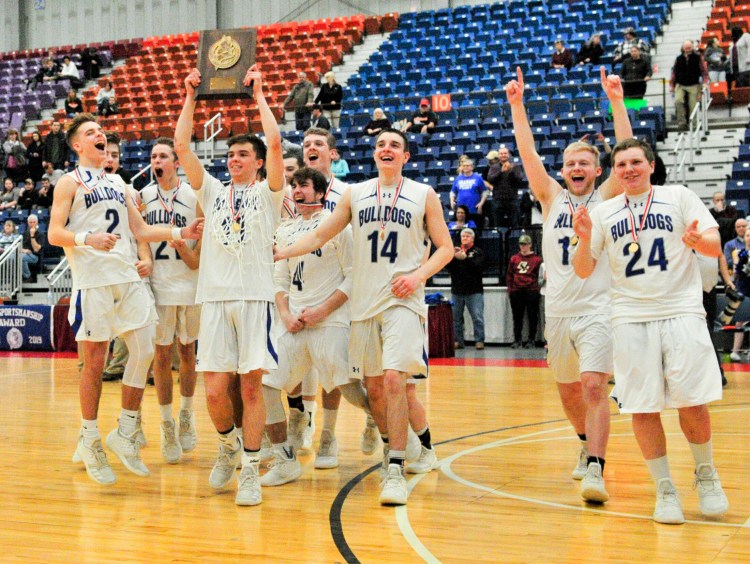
[405,98,437,136]
[21,214,45,282]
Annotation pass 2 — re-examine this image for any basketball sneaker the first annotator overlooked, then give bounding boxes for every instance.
[694,463,729,517]
[260,446,302,486]
[106,428,150,477]
[236,463,262,506]
[653,478,685,524]
[580,462,609,503]
[361,415,380,455]
[406,427,421,462]
[406,446,438,474]
[74,435,116,485]
[379,464,408,506]
[302,405,316,451]
[134,410,147,448]
[178,409,197,452]
[287,408,305,450]
[259,430,273,461]
[209,441,241,489]
[572,445,588,480]
[160,419,183,464]
[314,430,339,469]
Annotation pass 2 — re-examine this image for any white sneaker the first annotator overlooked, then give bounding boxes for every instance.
[160,419,183,464]
[261,446,302,486]
[379,464,408,505]
[302,406,316,451]
[406,427,421,462]
[259,430,273,461]
[106,428,150,477]
[406,446,438,474]
[580,462,609,503]
[572,445,588,480]
[730,351,742,362]
[209,441,241,489]
[178,409,197,452]
[287,409,305,450]
[134,411,147,448]
[236,463,262,506]
[653,478,685,524]
[314,429,339,469]
[236,432,244,469]
[74,435,116,485]
[361,415,380,455]
[694,463,729,517]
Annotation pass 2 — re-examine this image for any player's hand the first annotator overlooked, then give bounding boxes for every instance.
[273,248,286,262]
[87,232,118,252]
[391,272,422,299]
[243,65,262,96]
[282,311,304,333]
[572,207,592,242]
[168,239,187,251]
[184,69,201,97]
[504,67,525,106]
[682,219,702,249]
[135,259,152,278]
[600,66,624,101]
[181,218,204,240]
[299,305,327,327]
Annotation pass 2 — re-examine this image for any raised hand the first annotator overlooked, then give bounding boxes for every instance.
[572,207,593,242]
[181,218,204,240]
[184,69,201,97]
[600,66,624,101]
[681,219,702,249]
[243,64,262,96]
[504,66,526,106]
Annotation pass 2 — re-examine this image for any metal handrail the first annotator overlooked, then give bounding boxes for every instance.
[204,112,223,162]
[0,238,23,300]
[669,84,712,185]
[46,256,72,305]
[131,163,153,184]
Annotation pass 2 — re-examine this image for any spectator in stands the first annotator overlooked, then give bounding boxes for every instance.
[96,81,117,117]
[35,178,54,209]
[43,121,68,171]
[21,213,44,282]
[506,234,542,349]
[405,98,438,136]
[705,37,729,83]
[80,46,102,80]
[730,229,750,361]
[613,27,650,66]
[46,48,62,71]
[483,148,525,228]
[330,149,349,180]
[26,131,45,182]
[284,71,314,131]
[551,39,574,70]
[0,178,19,211]
[314,71,343,128]
[450,158,488,227]
[57,55,83,89]
[670,40,709,131]
[579,132,612,183]
[26,57,57,91]
[576,34,604,66]
[103,132,132,184]
[42,162,64,187]
[642,138,667,185]
[0,219,19,252]
[3,129,27,183]
[730,26,750,87]
[16,178,37,211]
[619,46,652,98]
[283,151,303,185]
[447,204,477,243]
[364,108,391,137]
[448,227,485,350]
[309,104,331,130]
[64,89,84,117]
[724,217,747,273]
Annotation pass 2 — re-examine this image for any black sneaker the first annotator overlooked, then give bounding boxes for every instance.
[510,341,522,349]
[523,341,534,349]
[102,371,123,382]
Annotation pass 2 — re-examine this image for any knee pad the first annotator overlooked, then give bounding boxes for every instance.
[121,325,156,389]
[262,384,287,425]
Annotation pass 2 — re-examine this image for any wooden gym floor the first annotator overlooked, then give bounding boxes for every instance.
[0,351,748,563]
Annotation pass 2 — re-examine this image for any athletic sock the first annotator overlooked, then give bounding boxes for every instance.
[381,434,389,445]
[577,433,587,442]
[416,427,432,449]
[587,455,605,473]
[645,455,672,486]
[159,403,173,422]
[689,439,714,469]
[119,408,138,436]
[180,395,193,411]
[323,408,338,434]
[302,399,316,415]
[388,450,406,467]
[242,449,260,467]
[287,394,304,412]
[218,426,238,449]
[81,418,100,443]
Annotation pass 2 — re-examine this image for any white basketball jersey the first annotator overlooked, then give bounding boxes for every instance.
[589,184,718,325]
[274,209,352,328]
[349,177,429,320]
[542,189,611,318]
[63,167,140,290]
[141,180,199,306]
[323,176,347,212]
[195,173,284,303]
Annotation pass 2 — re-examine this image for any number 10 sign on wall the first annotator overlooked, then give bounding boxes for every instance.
[431,94,452,112]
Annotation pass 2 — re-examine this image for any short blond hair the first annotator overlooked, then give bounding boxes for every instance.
[562,141,600,167]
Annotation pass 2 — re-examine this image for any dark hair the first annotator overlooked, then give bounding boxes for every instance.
[611,137,655,164]
[291,167,328,200]
[283,151,304,167]
[375,128,410,154]
[152,136,177,159]
[303,127,337,150]
[456,204,470,216]
[732,26,745,43]
[226,133,267,162]
[312,104,323,111]
[105,131,121,146]
[66,113,98,148]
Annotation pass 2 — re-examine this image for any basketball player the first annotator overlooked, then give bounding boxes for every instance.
[275,129,454,505]
[48,113,203,485]
[175,66,284,506]
[140,137,202,464]
[572,138,729,524]
[505,66,633,503]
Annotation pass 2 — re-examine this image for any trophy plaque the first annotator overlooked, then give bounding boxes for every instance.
[195,28,257,100]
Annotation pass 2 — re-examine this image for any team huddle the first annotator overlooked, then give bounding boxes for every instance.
[49,65,729,520]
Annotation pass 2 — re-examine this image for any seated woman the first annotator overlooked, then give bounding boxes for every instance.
[364,108,391,136]
[96,81,117,116]
[64,89,84,117]
[447,205,477,239]
[0,178,20,211]
[0,219,20,253]
[575,34,604,66]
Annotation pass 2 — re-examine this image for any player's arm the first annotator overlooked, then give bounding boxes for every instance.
[275,187,352,260]
[391,188,454,298]
[127,192,203,243]
[683,221,721,257]
[135,239,153,278]
[572,206,597,278]
[506,67,561,211]
[174,69,207,191]
[719,254,735,289]
[274,257,304,332]
[245,66,284,192]
[170,204,203,269]
[598,67,633,200]
[47,175,118,251]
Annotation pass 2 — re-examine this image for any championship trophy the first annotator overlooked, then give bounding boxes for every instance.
[195,28,257,100]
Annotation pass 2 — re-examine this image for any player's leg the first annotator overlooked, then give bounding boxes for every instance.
[260,383,302,487]
[205,371,242,489]
[236,369,265,505]
[405,383,438,474]
[176,305,200,452]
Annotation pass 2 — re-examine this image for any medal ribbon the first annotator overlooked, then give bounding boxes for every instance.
[156,180,181,225]
[564,188,595,218]
[624,186,655,246]
[73,167,105,194]
[324,176,335,200]
[376,177,404,239]
[228,181,254,225]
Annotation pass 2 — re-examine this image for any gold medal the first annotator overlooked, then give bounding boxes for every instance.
[570,235,579,246]
[628,242,639,253]
[232,221,241,232]
[380,230,385,240]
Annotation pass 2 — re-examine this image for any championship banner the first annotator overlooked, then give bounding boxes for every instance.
[0,305,53,351]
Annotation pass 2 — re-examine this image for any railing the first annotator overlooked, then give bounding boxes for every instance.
[668,84,711,184]
[0,238,23,300]
[46,256,72,305]
[204,112,223,161]
[131,163,153,185]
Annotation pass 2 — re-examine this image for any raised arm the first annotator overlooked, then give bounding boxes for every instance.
[174,69,207,191]
[244,66,284,192]
[598,66,634,200]
[571,206,597,278]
